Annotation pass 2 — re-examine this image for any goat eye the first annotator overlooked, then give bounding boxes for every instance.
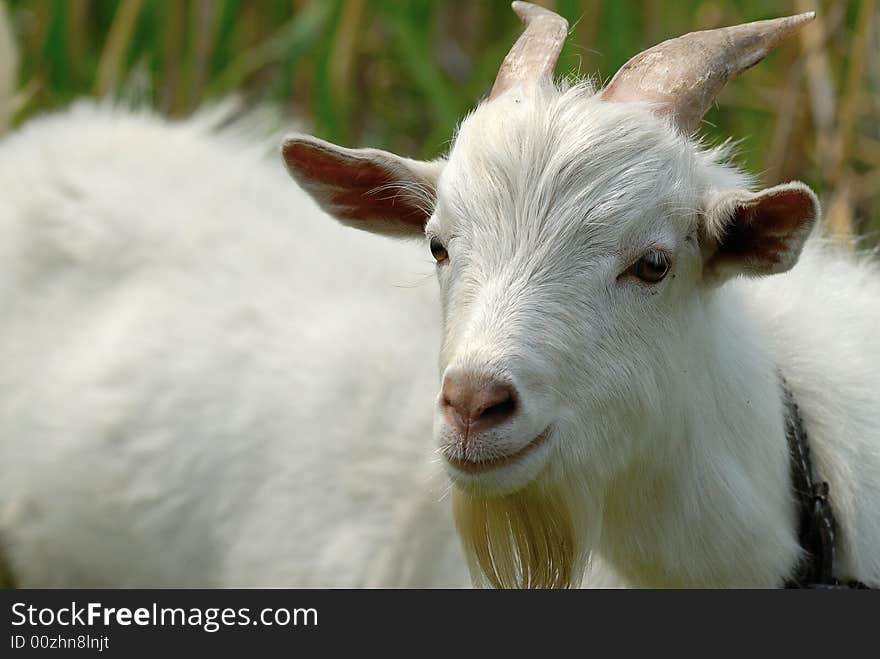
[630,251,670,283]
[429,237,448,263]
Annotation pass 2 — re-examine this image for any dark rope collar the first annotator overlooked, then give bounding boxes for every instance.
[781,376,870,589]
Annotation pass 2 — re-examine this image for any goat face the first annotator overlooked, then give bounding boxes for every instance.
[427,87,708,495]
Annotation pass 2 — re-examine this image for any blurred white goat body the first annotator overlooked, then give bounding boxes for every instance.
[0,104,471,587]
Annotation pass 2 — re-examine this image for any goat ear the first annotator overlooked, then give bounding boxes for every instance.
[281,134,442,238]
[702,182,819,281]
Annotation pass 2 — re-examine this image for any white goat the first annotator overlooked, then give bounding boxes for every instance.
[283,4,880,588]
[1,3,877,588]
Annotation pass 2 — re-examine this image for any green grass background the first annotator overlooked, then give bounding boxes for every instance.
[5,0,879,239]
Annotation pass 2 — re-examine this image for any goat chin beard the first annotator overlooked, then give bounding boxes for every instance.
[452,480,593,589]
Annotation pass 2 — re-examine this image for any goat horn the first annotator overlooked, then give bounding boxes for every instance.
[489,2,569,100]
[600,13,815,133]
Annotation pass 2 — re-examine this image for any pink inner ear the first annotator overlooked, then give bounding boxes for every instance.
[283,140,428,228]
[716,188,813,267]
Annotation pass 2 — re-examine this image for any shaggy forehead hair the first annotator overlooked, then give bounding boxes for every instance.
[437,81,752,252]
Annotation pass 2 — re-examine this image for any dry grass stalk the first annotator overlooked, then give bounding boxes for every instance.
[0,0,17,134]
[95,0,146,98]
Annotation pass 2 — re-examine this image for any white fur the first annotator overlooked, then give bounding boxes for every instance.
[0,103,469,586]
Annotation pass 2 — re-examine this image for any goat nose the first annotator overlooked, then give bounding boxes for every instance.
[441,373,518,434]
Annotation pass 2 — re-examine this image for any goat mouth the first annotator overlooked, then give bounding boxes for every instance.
[444,431,550,474]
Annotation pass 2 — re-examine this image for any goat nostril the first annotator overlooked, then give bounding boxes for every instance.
[478,394,516,422]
